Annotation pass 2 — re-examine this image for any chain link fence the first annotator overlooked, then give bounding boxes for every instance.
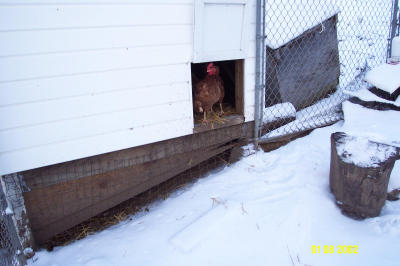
[260,0,394,141]
[42,148,241,250]
[0,0,397,257]
[0,183,25,266]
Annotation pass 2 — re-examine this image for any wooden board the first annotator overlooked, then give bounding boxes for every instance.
[21,122,253,243]
[21,122,252,190]
[235,59,245,115]
[193,114,245,134]
[265,15,339,110]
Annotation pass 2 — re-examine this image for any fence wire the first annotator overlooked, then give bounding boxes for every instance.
[261,0,394,141]
[0,0,397,257]
[0,183,25,266]
[43,148,242,250]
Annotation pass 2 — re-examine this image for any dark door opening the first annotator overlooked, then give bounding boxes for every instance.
[191,59,244,132]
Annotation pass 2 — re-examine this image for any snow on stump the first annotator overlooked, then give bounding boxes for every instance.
[329,132,400,219]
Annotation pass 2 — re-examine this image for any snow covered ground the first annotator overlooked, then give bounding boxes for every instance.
[29,107,400,265]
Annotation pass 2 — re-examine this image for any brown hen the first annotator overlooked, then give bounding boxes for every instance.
[193,63,225,123]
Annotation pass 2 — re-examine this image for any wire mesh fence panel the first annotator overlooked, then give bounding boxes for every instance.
[261,0,394,141]
[43,148,241,250]
[0,184,25,266]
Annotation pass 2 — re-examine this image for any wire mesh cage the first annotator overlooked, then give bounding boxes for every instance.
[42,147,245,250]
[0,184,25,266]
[260,0,394,141]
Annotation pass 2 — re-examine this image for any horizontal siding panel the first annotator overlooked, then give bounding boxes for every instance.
[0,25,192,57]
[0,117,193,176]
[0,64,189,106]
[0,101,192,153]
[0,0,192,5]
[0,82,190,130]
[0,5,192,31]
[0,44,191,82]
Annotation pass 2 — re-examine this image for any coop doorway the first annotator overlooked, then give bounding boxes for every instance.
[191,59,244,133]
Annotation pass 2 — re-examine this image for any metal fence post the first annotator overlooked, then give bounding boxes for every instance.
[254,0,266,147]
[388,0,399,58]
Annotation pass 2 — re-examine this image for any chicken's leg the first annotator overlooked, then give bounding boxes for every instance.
[219,102,224,115]
[202,111,208,124]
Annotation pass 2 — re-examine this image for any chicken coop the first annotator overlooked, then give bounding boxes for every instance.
[0,0,258,251]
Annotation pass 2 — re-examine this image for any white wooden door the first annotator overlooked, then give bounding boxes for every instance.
[193,0,249,63]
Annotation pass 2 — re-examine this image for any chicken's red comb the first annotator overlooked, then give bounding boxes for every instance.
[207,63,214,70]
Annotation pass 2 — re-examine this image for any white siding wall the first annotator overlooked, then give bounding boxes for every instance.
[0,0,256,175]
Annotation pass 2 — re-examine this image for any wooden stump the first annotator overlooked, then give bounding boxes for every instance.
[329,132,399,219]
